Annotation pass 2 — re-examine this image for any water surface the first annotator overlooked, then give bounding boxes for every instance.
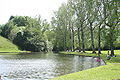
[0,52,105,80]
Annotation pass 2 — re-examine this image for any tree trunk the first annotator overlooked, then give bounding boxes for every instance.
[90,23,96,53]
[81,24,85,53]
[63,22,67,51]
[69,25,72,51]
[98,25,101,54]
[109,26,114,56]
[44,41,48,52]
[70,29,72,51]
[71,26,75,51]
[78,27,81,52]
[63,34,67,51]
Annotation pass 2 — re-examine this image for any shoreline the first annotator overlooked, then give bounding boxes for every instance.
[50,50,120,80]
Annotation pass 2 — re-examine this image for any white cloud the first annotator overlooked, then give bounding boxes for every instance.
[0,0,67,24]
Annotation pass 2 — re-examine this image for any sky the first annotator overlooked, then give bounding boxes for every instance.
[0,0,67,24]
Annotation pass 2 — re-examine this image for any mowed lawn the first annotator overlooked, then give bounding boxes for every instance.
[0,36,20,52]
[50,50,120,80]
[0,36,29,54]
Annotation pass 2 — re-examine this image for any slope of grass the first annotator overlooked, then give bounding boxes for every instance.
[50,50,120,80]
[51,63,120,80]
[0,36,21,52]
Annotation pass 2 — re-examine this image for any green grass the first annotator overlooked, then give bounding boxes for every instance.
[0,36,19,51]
[50,50,120,80]
[51,63,120,80]
[0,36,29,54]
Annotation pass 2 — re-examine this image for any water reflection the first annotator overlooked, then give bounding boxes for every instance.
[0,52,105,80]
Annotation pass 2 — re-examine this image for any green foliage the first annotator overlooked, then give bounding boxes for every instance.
[51,0,120,52]
[9,26,25,41]
[0,0,120,52]
[11,16,28,26]
[1,21,15,38]
[0,16,50,52]
[22,27,46,52]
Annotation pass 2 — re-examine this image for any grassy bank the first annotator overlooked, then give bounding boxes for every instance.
[0,36,29,54]
[50,50,120,80]
[0,36,19,51]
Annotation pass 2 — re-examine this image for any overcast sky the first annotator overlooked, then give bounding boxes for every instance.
[0,0,67,24]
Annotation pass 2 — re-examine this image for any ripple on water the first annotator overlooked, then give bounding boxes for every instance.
[0,53,105,80]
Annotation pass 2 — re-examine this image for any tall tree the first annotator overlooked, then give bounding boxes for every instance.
[86,0,97,53]
[103,0,120,56]
[67,0,76,51]
[71,0,87,52]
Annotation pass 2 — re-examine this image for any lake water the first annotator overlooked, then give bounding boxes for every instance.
[0,52,105,80]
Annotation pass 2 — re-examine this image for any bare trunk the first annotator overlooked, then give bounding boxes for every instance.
[63,25,67,51]
[98,25,101,54]
[71,26,75,51]
[64,34,67,51]
[44,41,48,52]
[90,23,96,53]
[109,26,114,56]
[81,24,85,53]
[78,27,81,52]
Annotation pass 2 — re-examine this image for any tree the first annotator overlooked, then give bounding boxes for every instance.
[11,16,28,27]
[1,21,15,38]
[1,16,49,52]
[73,0,87,52]
[51,3,72,51]
[22,27,46,52]
[85,0,98,53]
[103,0,120,56]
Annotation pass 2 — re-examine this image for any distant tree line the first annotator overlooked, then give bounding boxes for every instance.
[0,0,119,56]
[51,0,120,56]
